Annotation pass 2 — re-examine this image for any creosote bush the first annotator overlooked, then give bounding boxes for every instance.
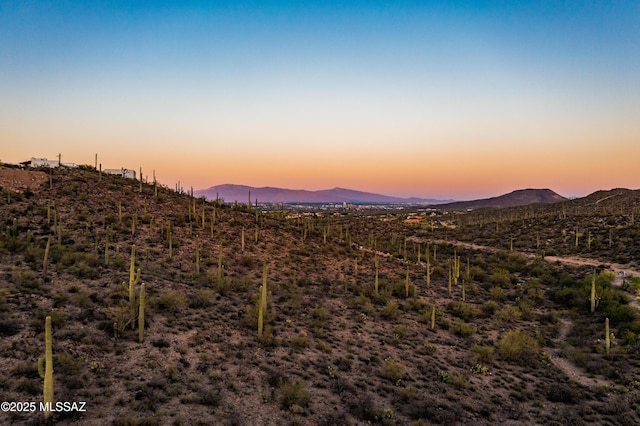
[156,291,187,313]
[497,330,540,363]
[380,357,405,384]
[280,380,311,410]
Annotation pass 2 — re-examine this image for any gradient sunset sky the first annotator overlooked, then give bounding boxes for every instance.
[1,1,638,200]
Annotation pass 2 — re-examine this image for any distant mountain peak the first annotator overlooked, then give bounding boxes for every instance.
[435,188,567,210]
[194,184,446,204]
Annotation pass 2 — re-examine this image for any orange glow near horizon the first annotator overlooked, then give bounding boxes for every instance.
[3,133,638,200]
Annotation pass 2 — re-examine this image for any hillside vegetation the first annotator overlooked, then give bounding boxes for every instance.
[1,165,639,425]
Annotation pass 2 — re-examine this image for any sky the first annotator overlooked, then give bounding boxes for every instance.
[1,1,639,200]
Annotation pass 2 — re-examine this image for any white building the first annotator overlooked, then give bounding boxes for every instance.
[30,157,77,168]
[104,168,136,179]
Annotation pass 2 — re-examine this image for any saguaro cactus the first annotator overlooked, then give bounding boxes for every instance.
[217,243,224,284]
[129,245,139,327]
[195,238,200,275]
[374,256,379,296]
[452,251,461,287]
[590,271,597,313]
[405,266,410,298]
[258,260,267,337]
[38,316,54,419]
[605,317,611,357]
[448,261,452,296]
[430,304,436,330]
[139,283,146,343]
[425,245,434,289]
[167,221,173,259]
[43,235,51,275]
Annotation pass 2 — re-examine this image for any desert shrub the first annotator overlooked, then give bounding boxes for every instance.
[448,301,480,321]
[199,388,222,407]
[380,358,405,384]
[451,318,476,337]
[240,256,254,267]
[335,356,353,372]
[349,296,374,315]
[482,300,499,316]
[488,268,511,288]
[405,297,428,312]
[0,318,20,337]
[438,370,467,388]
[382,300,400,319]
[471,364,489,375]
[289,333,308,349]
[604,303,637,324]
[56,353,84,375]
[312,304,329,321]
[544,383,578,404]
[524,278,544,301]
[627,276,640,293]
[152,338,170,348]
[495,305,522,324]
[280,380,310,410]
[393,324,408,340]
[489,286,506,301]
[11,269,39,289]
[156,291,187,313]
[69,259,100,279]
[0,287,9,310]
[470,344,494,364]
[348,392,380,422]
[431,266,446,278]
[189,289,214,309]
[497,330,539,363]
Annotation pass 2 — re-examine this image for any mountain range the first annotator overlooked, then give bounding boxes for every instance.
[194,184,567,209]
[194,184,450,204]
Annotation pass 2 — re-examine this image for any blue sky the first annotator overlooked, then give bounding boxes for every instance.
[1,1,639,199]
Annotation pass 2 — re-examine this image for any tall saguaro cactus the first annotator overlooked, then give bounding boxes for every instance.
[405,266,410,298]
[452,250,461,287]
[425,245,434,289]
[195,238,200,275]
[38,316,54,420]
[590,271,597,313]
[605,317,611,357]
[217,243,224,285]
[43,235,51,275]
[129,245,139,327]
[139,283,146,343]
[167,221,173,259]
[258,260,268,338]
[374,256,379,296]
[431,304,436,330]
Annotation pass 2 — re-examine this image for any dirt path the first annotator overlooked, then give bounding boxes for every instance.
[408,236,639,289]
[547,318,618,389]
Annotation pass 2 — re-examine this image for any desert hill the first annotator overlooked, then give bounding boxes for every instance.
[1,164,639,425]
[434,188,567,211]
